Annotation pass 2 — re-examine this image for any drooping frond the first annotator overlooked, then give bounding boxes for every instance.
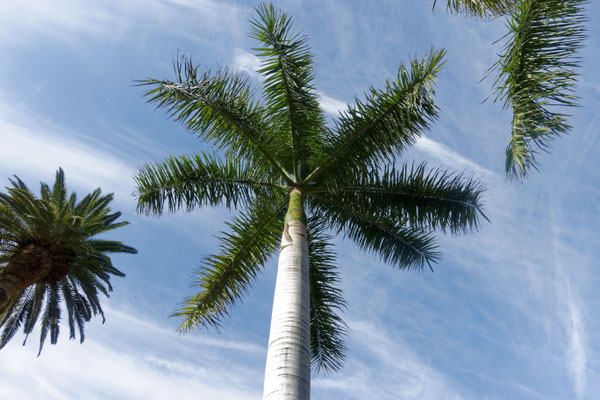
[135,153,286,215]
[305,49,445,185]
[310,196,441,270]
[489,0,587,180]
[250,3,326,177]
[138,58,293,184]
[324,163,487,234]
[306,218,347,374]
[174,194,287,331]
[0,289,32,349]
[434,0,515,17]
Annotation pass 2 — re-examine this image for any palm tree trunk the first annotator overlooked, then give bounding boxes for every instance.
[263,189,311,400]
[0,244,51,310]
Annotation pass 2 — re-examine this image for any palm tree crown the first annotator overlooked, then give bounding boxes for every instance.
[135,3,487,375]
[0,169,136,355]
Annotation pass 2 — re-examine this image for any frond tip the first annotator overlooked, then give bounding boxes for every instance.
[434,0,516,17]
[489,0,587,180]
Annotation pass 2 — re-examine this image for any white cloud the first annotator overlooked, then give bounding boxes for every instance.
[414,136,495,177]
[233,48,263,79]
[0,307,263,400]
[0,0,244,45]
[318,93,348,116]
[0,119,137,204]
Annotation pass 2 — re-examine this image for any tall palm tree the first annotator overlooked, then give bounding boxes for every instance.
[135,4,487,399]
[0,168,136,355]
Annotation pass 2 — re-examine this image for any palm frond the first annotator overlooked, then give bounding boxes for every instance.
[135,153,285,215]
[37,283,60,355]
[0,288,32,349]
[174,194,288,331]
[489,0,587,180]
[250,3,327,178]
[305,49,445,185]
[434,0,515,17]
[310,196,441,270]
[138,58,294,184]
[306,218,347,374]
[322,163,487,234]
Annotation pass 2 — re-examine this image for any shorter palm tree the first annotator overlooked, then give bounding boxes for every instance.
[0,169,136,355]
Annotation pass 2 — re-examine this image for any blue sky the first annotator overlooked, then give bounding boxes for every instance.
[1,1,599,399]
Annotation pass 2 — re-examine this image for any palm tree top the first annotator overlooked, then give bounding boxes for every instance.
[0,168,136,355]
[135,3,487,373]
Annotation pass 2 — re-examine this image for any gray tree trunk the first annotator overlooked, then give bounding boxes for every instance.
[262,191,311,400]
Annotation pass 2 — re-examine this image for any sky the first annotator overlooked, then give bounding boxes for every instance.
[0,0,599,399]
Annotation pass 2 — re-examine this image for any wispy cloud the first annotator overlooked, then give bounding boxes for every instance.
[0,307,263,400]
[414,136,496,177]
[0,0,245,45]
[0,119,137,203]
[233,48,263,80]
[313,320,466,400]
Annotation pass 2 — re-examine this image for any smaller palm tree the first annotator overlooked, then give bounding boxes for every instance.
[0,168,136,355]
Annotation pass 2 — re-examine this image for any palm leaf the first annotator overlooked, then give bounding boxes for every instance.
[434,0,515,17]
[323,163,487,234]
[174,194,287,331]
[135,153,285,215]
[250,3,327,177]
[489,0,587,180]
[311,196,441,270]
[305,49,445,185]
[306,218,347,374]
[138,58,294,184]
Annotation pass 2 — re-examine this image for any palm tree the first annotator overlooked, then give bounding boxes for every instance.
[0,168,136,355]
[135,4,487,399]
[436,0,587,180]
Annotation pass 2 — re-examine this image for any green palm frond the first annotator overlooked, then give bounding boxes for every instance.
[0,288,32,349]
[306,218,347,374]
[138,59,293,184]
[324,164,487,234]
[305,49,445,185]
[0,169,136,353]
[311,196,441,270]
[174,194,287,331]
[435,0,515,17]
[135,153,286,215]
[37,283,60,356]
[489,0,587,180]
[251,3,326,178]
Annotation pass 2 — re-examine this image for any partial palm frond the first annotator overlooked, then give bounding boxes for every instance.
[434,0,516,17]
[135,153,285,215]
[310,196,440,270]
[174,194,288,331]
[250,3,327,178]
[323,163,487,234]
[305,49,445,185]
[0,288,32,349]
[489,0,587,180]
[37,283,61,355]
[138,58,293,184]
[306,217,347,374]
